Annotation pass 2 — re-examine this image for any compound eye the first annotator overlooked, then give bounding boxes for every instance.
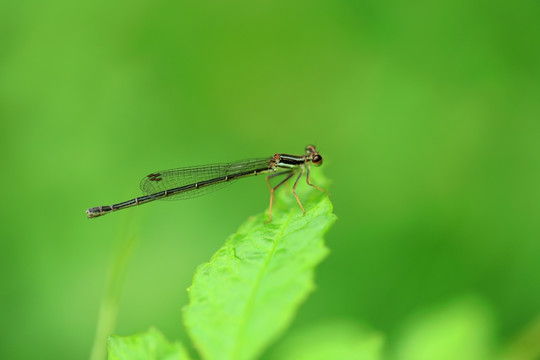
[312,154,323,166]
[305,145,316,154]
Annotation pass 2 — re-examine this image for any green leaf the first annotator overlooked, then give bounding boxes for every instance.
[393,297,495,360]
[500,315,540,360]
[107,327,192,360]
[183,172,336,360]
[267,320,384,360]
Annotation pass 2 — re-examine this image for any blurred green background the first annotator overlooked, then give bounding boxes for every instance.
[1,0,539,359]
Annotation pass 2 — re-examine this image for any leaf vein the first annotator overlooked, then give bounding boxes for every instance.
[230,212,295,359]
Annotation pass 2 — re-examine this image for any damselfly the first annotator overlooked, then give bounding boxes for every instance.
[86,145,326,222]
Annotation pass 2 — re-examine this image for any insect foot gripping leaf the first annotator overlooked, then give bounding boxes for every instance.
[183,173,336,360]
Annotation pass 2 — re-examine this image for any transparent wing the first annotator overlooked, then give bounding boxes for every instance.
[139,157,273,200]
